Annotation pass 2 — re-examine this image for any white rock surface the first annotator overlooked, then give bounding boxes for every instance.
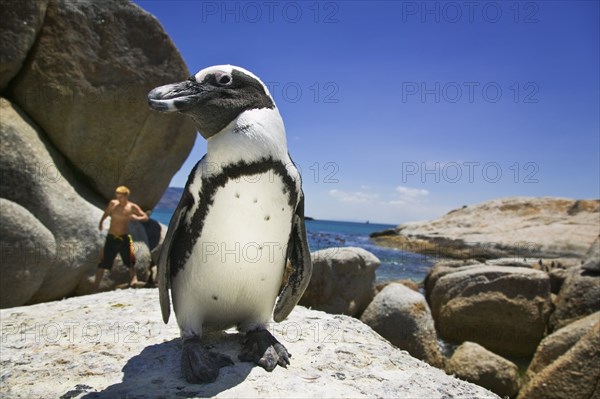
[0,289,498,399]
[396,197,599,258]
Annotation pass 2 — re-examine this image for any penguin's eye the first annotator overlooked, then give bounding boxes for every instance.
[217,74,232,86]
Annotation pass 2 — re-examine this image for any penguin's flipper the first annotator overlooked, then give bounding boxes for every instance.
[157,191,189,324]
[273,192,313,322]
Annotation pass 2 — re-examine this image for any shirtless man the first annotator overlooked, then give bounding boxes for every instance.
[93,186,149,291]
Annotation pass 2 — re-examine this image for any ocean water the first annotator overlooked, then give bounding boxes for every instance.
[151,209,435,283]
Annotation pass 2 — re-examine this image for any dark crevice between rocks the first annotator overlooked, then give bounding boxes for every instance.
[2,0,50,102]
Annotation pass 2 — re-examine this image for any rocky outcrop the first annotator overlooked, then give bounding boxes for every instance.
[0,0,49,90]
[8,0,196,210]
[0,289,499,399]
[0,98,105,305]
[299,247,380,317]
[0,198,54,307]
[0,0,194,305]
[360,283,444,368]
[446,341,520,399]
[517,321,600,399]
[424,259,483,302]
[549,265,600,331]
[429,265,552,357]
[373,197,599,259]
[523,311,600,386]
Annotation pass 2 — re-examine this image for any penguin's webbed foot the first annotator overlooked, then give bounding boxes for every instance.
[238,329,291,371]
[181,337,233,384]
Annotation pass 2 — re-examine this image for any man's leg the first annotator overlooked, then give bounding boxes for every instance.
[120,235,138,287]
[94,235,118,293]
[128,266,139,287]
[93,268,105,292]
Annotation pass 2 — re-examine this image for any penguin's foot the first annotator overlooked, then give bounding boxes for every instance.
[181,337,233,384]
[238,329,291,371]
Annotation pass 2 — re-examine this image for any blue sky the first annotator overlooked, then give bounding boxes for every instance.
[135,1,599,224]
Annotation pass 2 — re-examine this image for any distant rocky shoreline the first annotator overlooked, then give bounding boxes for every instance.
[370,197,599,262]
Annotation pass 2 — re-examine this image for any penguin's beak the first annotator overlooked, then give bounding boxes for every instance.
[147,79,209,113]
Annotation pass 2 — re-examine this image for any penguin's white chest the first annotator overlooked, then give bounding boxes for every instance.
[172,171,294,333]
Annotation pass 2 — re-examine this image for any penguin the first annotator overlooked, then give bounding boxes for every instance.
[147,65,312,383]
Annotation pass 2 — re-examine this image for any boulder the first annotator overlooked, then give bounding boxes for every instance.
[299,247,380,317]
[0,199,53,307]
[0,0,49,91]
[0,289,500,398]
[360,283,444,368]
[523,311,600,386]
[429,265,552,357]
[0,98,105,305]
[517,321,600,399]
[425,258,536,303]
[375,278,419,294]
[1,98,153,304]
[424,259,484,302]
[549,266,600,331]
[446,341,520,399]
[9,0,196,210]
[582,236,600,273]
[374,197,599,259]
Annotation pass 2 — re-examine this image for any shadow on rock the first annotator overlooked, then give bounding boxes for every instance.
[81,336,254,398]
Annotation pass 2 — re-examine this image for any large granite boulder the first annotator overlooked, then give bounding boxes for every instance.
[0,98,105,305]
[0,0,49,90]
[1,98,153,304]
[424,259,484,302]
[549,265,600,331]
[299,247,380,317]
[517,321,600,399]
[523,311,600,387]
[0,289,500,398]
[9,0,196,210]
[360,283,444,368]
[429,265,552,357]
[445,341,520,399]
[374,197,599,259]
[0,199,54,307]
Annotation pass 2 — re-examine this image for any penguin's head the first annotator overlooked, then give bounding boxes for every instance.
[148,65,275,139]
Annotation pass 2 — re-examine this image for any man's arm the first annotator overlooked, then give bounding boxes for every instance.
[99,201,117,231]
[131,204,149,222]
